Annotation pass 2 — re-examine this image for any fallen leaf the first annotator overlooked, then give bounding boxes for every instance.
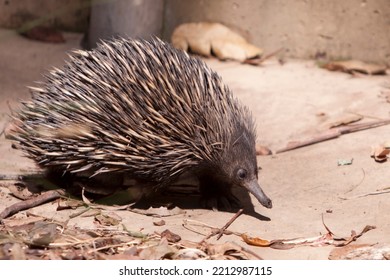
[138,241,178,260]
[206,242,260,260]
[153,220,166,226]
[240,234,271,247]
[371,144,390,162]
[160,229,181,243]
[323,60,387,75]
[7,184,36,200]
[241,221,375,250]
[171,22,262,61]
[333,225,376,246]
[94,213,122,226]
[256,144,272,156]
[20,26,65,43]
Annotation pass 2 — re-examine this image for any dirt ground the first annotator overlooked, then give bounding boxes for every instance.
[0,29,389,260]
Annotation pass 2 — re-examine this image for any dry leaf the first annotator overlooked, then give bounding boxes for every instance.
[153,220,166,226]
[255,144,272,156]
[206,242,260,260]
[20,26,65,43]
[7,184,36,200]
[171,22,262,61]
[94,213,122,226]
[139,242,178,260]
[241,222,375,250]
[241,234,271,247]
[324,60,387,75]
[160,229,181,243]
[371,144,390,162]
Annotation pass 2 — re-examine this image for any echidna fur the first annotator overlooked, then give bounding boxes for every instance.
[13,37,272,209]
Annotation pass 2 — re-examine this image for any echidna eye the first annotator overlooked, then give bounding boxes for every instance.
[237,169,247,180]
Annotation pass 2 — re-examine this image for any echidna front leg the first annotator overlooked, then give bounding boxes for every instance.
[198,174,242,211]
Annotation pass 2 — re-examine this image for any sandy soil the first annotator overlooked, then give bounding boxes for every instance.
[1,29,389,260]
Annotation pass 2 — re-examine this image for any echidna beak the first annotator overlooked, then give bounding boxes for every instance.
[244,179,272,209]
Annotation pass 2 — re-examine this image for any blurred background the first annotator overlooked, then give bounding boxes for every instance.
[0,0,388,63]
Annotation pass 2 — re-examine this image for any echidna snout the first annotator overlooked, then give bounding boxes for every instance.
[243,178,272,209]
[197,128,272,209]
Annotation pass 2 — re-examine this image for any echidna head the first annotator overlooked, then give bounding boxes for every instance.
[221,128,272,209]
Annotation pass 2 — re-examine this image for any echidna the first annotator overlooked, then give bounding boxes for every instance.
[12,37,272,209]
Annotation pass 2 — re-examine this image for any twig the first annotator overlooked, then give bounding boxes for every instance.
[68,207,91,219]
[340,187,390,200]
[182,219,237,238]
[0,190,65,221]
[243,48,284,65]
[216,209,244,240]
[199,209,244,242]
[276,119,390,153]
[344,168,366,194]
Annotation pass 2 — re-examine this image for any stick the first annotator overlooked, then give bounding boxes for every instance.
[0,190,65,221]
[340,187,390,200]
[276,119,390,154]
[243,48,284,66]
[216,208,244,240]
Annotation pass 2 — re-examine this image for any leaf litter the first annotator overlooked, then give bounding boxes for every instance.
[370,141,390,162]
[323,60,388,75]
[0,182,258,260]
[0,180,379,259]
[0,216,260,260]
[184,215,375,250]
[171,22,262,61]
